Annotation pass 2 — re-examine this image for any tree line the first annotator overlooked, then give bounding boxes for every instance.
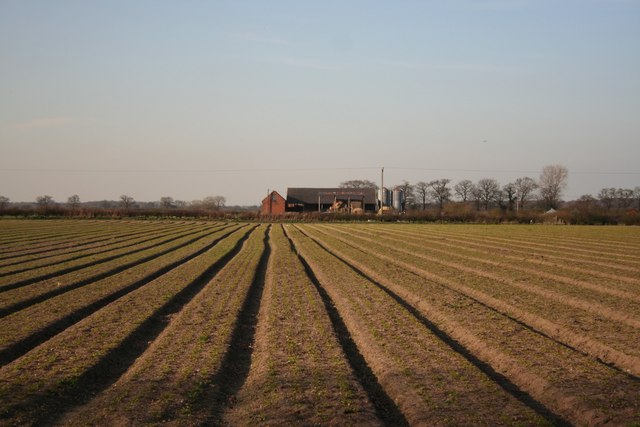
[339,164,640,224]
[0,194,229,218]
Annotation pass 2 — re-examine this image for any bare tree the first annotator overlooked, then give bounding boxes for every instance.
[398,180,414,211]
[202,195,226,211]
[160,196,175,209]
[476,179,501,210]
[635,186,640,209]
[36,195,53,207]
[616,188,634,208]
[539,165,568,210]
[454,179,474,202]
[120,195,134,210]
[0,196,9,212]
[339,179,378,189]
[428,179,451,212]
[502,183,517,212]
[414,182,430,210]
[67,195,81,213]
[514,177,538,210]
[470,184,482,212]
[598,188,617,210]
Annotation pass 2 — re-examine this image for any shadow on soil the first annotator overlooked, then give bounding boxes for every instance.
[284,225,410,427]
[3,225,256,426]
[300,227,572,427]
[204,224,271,424]
[0,225,242,367]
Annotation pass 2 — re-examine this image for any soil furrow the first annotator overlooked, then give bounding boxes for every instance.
[0,223,203,277]
[0,225,256,426]
[0,225,245,366]
[329,225,640,321]
[311,225,640,377]
[0,223,223,291]
[275,225,402,426]
[54,225,268,426]
[302,225,640,426]
[390,226,640,280]
[286,225,550,426]
[0,222,177,262]
[0,225,232,318]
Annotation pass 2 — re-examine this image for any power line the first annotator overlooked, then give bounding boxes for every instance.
[0,167,638,175]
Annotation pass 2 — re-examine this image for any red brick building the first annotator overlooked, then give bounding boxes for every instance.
[260,191,286,215]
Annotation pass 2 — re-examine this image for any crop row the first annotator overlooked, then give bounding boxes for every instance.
[0,223,255,424]
[295,224,640,425]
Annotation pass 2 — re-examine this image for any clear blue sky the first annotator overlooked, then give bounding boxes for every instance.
[1,0,639,205]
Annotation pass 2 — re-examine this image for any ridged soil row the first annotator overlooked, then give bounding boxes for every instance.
[0,222,221,289]
[319,225,640,363]
[0,221,139,250]
[0,224,255,426]
[332,225,640,318]
[401,225,640,264]
[389,224,640,278]
[0,222,205,277]
[300,225,640,426]
[0,224,232,317]
[55,225,270,426]
[0,225,245,366]
[0,221,183,263]
[0,224,190,269]
[285,225,550,426]
[456,225,640,251]
[225,225,382,426]
[419,224,640,252]
[383,225,640,283]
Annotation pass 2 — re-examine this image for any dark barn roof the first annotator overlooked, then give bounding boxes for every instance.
[287,188,377,205]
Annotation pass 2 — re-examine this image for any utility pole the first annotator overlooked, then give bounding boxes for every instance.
[379,167,384,214]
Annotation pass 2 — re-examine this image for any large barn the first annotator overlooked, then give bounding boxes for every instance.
[286,187,377,213]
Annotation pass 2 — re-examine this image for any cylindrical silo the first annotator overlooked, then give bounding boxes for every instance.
[392,188,403,211]
[378,187,391,207]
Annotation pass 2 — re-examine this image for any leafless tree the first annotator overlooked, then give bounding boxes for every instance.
[339,179,378,189]
[635,187,640,209]
[67,195,81,212]
[539,165,568,210]
[616,188,634,208]
[36,195,54,207]
[502,183,517,212]
[398,180,414,210]
[120,195,134,210]
[428,179,451,212]
[0,196,9,212]
[476,179,501,210]
[470,184,482,212]
[414,182,430,210]
[160,196,175,209]
[598,188,617,210]
[202,195,226,211]
[514,177,538,210]
[454,179,474,202]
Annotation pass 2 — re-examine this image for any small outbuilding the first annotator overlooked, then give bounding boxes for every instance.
[260,191,286,215]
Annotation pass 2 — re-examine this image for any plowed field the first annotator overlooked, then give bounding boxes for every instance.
[0,220,638,426]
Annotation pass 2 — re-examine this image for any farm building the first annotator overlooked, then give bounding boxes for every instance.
[260,191,286,215]
[286,187,377,213]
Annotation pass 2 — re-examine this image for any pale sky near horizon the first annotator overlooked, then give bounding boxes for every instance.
[1,0,639,206]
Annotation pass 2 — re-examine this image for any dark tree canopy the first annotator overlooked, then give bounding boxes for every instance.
[339,179,378,189]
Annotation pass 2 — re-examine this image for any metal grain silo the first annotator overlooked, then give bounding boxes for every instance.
[378,187,391,207]
[392,188,403,211]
